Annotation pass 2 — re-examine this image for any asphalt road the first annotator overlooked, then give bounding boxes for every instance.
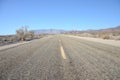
[0,35,120,80]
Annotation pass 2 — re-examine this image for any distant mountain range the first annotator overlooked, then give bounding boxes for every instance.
[33,29,67,34]
[98,26,120,33]
[32,26,120,34]
[68,26,120,34]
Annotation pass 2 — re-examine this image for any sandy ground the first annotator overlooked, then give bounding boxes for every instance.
[68,35,120,47]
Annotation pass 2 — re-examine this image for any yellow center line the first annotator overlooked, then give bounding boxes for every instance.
[59,39,67,59]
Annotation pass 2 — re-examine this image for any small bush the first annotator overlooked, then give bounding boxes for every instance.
[101,34,110,39]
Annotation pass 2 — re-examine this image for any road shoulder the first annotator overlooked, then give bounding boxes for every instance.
[0,41,30,51]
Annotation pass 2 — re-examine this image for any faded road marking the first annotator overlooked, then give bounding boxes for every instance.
[60,45,67,59]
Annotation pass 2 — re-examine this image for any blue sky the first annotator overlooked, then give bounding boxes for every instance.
[0,0,120,35]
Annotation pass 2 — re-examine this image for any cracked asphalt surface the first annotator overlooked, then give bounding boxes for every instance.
[0,35,120,80]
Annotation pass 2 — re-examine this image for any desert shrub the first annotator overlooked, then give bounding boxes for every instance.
[16,27,27,41]
[101,34,110,39]
[2,38,7,41]
[16,26,35,41]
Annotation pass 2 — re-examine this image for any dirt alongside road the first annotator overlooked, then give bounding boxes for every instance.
[0,41,30,51]
[68,35,120,47]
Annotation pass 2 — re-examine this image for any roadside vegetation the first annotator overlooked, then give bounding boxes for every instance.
[65,26,120,40]
[0,26,48,46]
[16,26,35,41]
[1,25,120,46]
[66,32,120,40]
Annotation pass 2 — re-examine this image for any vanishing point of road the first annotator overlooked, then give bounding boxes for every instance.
[0,35,120,80]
